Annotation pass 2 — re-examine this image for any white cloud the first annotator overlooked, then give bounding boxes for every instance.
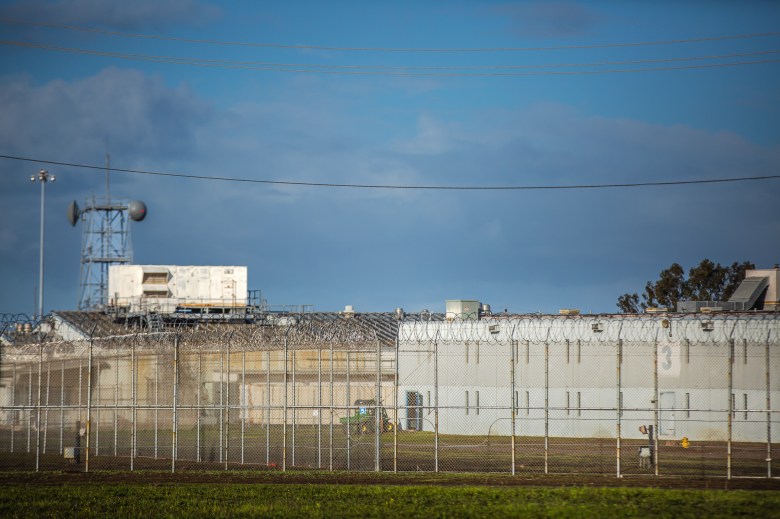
[1,0,220,29]
[391,113,459,155]
[0,68,211,167]
[493,2,603,38]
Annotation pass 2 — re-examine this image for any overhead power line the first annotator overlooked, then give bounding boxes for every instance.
[2,39,778,71]
[2,154,779,191]
[3,40,780,76]
[1,18,779,52]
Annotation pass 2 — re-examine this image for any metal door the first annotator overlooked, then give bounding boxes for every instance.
[406,391,423,431]
[659,391,676,436]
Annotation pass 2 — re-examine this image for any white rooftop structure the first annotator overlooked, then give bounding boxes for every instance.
[108,265,248,314]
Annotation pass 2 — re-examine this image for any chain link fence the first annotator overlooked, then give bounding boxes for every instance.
[1,312,778,478]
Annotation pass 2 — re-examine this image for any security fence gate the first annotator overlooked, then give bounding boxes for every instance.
[0,312,778,478]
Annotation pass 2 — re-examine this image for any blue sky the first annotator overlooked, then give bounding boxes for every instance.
[1,1,779,316]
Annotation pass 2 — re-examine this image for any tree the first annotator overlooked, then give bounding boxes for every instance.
[616,259,755,313]
[722,261,756,301]
[643,263,685,310]
[616,293,640,314]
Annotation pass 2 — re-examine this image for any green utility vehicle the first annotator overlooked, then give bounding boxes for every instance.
[340,399,395,434]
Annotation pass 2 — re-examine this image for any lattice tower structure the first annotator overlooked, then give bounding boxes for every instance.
[77,195,133,310]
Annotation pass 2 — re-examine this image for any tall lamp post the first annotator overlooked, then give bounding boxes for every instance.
[30,169,55,319]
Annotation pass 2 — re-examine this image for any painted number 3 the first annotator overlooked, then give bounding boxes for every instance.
[661,345,672,371]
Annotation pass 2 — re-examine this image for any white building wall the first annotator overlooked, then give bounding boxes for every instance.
[397,314,780,442]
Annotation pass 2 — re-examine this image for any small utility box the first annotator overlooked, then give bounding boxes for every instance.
[63,447,76,464]
[638,446,652,468]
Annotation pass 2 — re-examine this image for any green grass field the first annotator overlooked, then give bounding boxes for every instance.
[0,472,779,518]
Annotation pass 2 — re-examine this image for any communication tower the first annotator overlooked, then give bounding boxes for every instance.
[67,156,147,310]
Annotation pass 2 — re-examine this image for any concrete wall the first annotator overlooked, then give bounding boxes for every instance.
[398,314,780,442]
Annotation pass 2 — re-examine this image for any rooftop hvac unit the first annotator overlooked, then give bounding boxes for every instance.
[445,300,480,320]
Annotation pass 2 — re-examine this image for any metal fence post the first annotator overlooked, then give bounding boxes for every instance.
[616,338,622,478]
[35,343,42,471]
[283,336,288,472]
[394,333,399,474]
[95,358,100,456]
[544,341,549,475]
[241,350,246,465]
[85,336,93,473]
[10,363,15,453]
[225,340,230,471]
[317,348,322,469]
[27,363,32,453]
[196,350,201,463]
[219,347,224,463]
[375,339,381,473]
[766,334,772,479]
[43,352,51,455]
[266,349,270,466]
[77,357,82,454]
[329,343,334,472]
[154,353,159,459]
[131,339,136,471]
[653,338,659,476]
[114,349,118,457]
[728,338,734,480]
[59,359,64,454]
[172,334,179,473]
[291,350,296,467]
[434,339,439,473]
[510,339,516,476]
[346,349,351,470]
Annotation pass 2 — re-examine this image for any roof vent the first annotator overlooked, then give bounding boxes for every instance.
[700,306,726,313]
[645,307,668,314]
[394,307,404,320]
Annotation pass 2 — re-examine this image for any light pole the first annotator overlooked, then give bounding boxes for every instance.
[30,169,54,319]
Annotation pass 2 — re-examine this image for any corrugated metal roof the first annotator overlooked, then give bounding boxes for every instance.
[50,310,446,347]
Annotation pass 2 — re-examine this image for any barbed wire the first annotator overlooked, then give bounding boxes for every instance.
[1,311,777,355]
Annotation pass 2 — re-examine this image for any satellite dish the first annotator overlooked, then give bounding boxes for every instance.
[66,200,80,226]
[128,200,147,222]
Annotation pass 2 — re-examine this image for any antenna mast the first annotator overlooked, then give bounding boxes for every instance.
[106,153,110,201]
[67,155,147,310]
